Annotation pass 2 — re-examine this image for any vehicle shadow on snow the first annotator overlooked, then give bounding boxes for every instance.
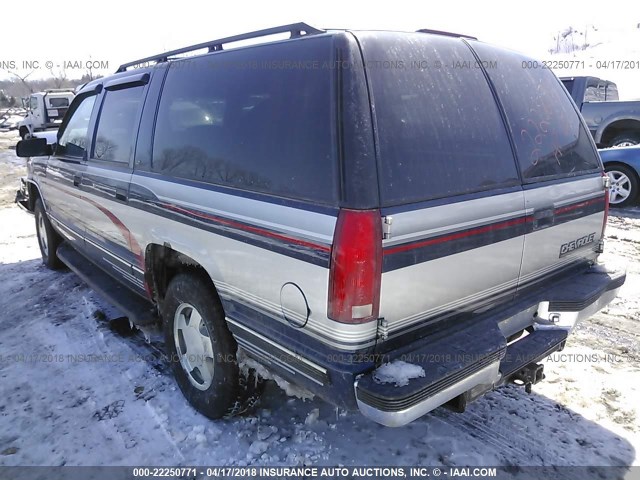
[610,205,640,219]
[253,381,636,470]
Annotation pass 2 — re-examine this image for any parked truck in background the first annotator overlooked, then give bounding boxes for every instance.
[17,89,76,140]
[561,76,640,148]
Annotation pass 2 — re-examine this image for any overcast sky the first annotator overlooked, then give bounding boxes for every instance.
[1,0,635,80]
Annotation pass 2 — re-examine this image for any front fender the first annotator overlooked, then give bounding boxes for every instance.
[25,179,46,211]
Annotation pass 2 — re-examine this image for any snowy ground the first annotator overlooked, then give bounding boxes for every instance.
[0,130,638,469]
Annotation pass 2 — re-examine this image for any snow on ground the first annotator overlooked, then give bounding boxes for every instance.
[0,133,638,469]
[0,132,24,206]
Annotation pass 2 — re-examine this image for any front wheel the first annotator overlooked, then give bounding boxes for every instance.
[34,199,63,269]
[163,273,242,419]
[606,164,639,208]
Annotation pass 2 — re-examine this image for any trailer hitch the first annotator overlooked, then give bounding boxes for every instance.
[513,363,545,394]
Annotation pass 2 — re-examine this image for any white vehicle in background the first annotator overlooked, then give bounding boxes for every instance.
[17,89,76,139]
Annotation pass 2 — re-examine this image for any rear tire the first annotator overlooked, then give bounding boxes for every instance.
[609,133,640,148]
[605,164,639,208]
[34,199,63,269]
[163,273,244,419]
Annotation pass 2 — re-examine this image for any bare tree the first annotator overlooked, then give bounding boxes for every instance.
[7,70,35,94]
[48,66,68,89]
[85,56,95,81]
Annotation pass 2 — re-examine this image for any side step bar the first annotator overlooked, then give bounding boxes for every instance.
[57,242,157,326]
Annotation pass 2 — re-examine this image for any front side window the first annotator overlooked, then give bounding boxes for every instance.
[470,42,600,181]
[30,96,38,110]
[57,95,97,158]
[93,86,145,163]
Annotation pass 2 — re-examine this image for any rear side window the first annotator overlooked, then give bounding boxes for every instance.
[358,33,519,206]
[470,42,600,181]
[152,37,337,204]
[93,86,145,163]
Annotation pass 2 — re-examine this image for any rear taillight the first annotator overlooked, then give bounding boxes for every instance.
[602,171,610,238]
[328,209,382,324]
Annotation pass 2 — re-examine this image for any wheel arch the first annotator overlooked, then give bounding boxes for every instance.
[598,118,640,145]
[144,243,220,308]
[26,180,44,212]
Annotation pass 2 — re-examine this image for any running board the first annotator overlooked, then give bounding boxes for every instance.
[57,242,157,326]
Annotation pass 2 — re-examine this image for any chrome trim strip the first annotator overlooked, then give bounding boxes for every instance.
[85,235,129,267]
[219,284,377,350]
[236,338,324,386]
[227,317,327,375]
[383,209,528,248]
[49,216,79,241]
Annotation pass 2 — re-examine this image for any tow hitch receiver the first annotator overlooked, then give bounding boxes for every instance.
[513,363,545,393]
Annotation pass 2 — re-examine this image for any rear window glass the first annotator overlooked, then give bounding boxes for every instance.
[152,37,337,204]
[49,97,70,108]
[358,33,519,206]
[470,42,600,181]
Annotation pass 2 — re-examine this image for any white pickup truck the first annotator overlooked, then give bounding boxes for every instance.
[18,89,75,139]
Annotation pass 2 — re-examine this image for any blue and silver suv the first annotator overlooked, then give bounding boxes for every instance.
[16,23,625,426]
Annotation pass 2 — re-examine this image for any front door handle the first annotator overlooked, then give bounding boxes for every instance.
[73,174,82,187]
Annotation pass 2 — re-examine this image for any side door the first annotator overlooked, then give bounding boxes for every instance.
[470,43,606,294]
[29,95,44,129]
[82,74,149,294]
[41,91,100,251]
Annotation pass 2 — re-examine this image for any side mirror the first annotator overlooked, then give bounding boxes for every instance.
[16,138,53,158]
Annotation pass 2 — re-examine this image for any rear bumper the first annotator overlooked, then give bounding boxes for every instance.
[355,264,625,427]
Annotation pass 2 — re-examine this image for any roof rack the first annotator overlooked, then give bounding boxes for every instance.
[43,88,76,93]
[416,28,477,40]
[116,22,324,73]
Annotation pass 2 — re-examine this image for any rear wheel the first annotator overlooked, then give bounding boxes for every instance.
[34,199,63,269]
[609,133,640,148]
[163,273,260,418]
[606,164,639,208]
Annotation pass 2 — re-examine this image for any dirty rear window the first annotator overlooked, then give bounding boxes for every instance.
[470,42,601,181]
[358,33,519,206]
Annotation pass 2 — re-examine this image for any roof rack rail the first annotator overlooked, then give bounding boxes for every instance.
[43,88,76,93]
[116,22,324,73]
[416,28,477,40]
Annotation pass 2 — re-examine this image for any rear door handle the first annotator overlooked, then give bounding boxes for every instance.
[73,174,82,187]
[532,207,555,230]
